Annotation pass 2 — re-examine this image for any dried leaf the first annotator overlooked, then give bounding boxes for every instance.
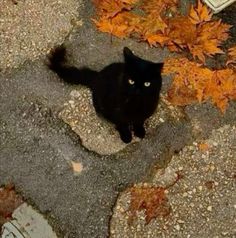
[122,0,139,4]
[207,69,236,112]
[166,17,230,63]
[166,16,197,50]
[164,57,236,112]
[227,46,236,66]
[129,186,171,224]
[141,0,178,15]
[0,184,23,227]
[93,12,140,38]
[93,0,135,18]
[145,33,170,47]
[137,14,168,45]
[167,81,197,106]
[189,0,212,24]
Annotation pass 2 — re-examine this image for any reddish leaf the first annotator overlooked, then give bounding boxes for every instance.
[0,184,23,227]
[129,186,171,224]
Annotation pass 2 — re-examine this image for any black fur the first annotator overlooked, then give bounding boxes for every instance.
[48,46,163,143]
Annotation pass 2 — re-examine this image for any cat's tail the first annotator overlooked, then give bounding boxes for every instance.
[48,45,96,87]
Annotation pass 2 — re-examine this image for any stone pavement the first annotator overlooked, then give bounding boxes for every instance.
[110,125,236,237]
[0,0,235,237]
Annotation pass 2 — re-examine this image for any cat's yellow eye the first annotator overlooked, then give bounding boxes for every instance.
[128,79,135,85]
[144,82,151,87]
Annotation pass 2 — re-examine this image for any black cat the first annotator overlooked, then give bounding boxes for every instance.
[48,46,163,143]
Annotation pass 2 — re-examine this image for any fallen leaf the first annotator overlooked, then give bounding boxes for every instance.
[191,20,231,62]
[167,81,197,106]
[141,0,178,15]
[93,12,140,38]
[207,69,236,112]
[145,33,170,47]
[164,57,236,112]
[121,0,139,4]
[166,16,197,50]
[93,0,135,18]
[137,14,168,45]
[129,186,171,224]
[227,46,236,66]
[189,0,212,24]
[0,184,23,227]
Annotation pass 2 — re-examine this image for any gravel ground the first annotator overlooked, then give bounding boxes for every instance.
[110,125,236,237]
[0,1,236,237]
[0,0,82,72]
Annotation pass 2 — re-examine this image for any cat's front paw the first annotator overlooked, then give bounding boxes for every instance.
[134,124,146,139]
[120,133,132,143]
[117,125,132,143]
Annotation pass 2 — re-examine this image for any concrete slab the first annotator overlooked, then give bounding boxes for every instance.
[110,125,236,237]
[0,0,82,72]
[203,0,236,13]
[2,203,57,238]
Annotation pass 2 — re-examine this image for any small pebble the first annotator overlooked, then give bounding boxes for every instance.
[207,206,213,212]
[174,224,181,231]
[213,142,218,146]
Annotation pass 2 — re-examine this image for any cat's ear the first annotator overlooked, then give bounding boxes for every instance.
[123,47,135,62]
[123,47,133,56]
[155,62,164,73]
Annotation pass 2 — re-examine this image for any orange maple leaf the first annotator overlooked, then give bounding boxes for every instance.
[141,0,178,15]
[189,0,212,24]
[206,69,236,112]
[137,14,169,46]
[227,46,236,66]
[198,20,231,44]
[163,3,230,62]
[93,12,140,38]
[164,57,236,112]
[93,0,135,18]
[129,186,171,224]
[166,16,197,50]
[145,34,170,47]
[121,0,139,4]
[187,19,230,62]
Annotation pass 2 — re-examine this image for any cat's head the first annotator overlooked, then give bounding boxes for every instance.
[123,47,163,96]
